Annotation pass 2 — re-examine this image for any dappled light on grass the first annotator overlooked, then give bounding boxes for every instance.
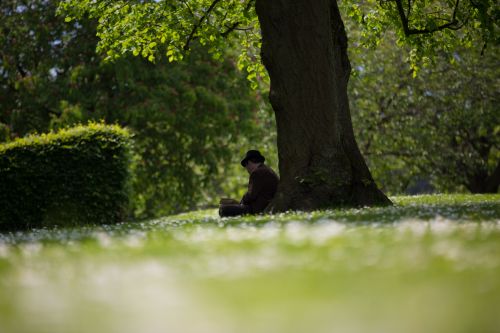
[0,194,499,333]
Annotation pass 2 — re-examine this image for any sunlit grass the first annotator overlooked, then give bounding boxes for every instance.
[0,194,499,333]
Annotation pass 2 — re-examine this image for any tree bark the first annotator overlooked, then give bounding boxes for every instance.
[255,0,391,211]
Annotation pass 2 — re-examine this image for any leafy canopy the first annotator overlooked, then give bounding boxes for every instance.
[59,0,266,88]
[59,0,498,77]
[341,0,499,74]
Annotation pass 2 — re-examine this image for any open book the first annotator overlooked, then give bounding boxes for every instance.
[219,198,239,205]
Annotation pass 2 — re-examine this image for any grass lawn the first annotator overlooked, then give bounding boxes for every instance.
[0,194,499,333]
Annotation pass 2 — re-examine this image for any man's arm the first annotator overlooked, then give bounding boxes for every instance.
[241,171,264,205]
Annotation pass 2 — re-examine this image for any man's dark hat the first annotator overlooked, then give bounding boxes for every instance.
[241,150,265,166]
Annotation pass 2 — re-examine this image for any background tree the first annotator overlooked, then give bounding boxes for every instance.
[1,0,77,135]
[0,0,265,218]
[59,0,498,211]
[340,1,499,194]
[347,34,500,194]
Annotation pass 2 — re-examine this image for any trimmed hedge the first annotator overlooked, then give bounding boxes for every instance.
[0,123,132,230]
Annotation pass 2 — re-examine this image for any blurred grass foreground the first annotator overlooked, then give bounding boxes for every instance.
[0,194,499,333]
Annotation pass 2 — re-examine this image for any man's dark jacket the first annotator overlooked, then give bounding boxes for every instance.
[241,164,279,214]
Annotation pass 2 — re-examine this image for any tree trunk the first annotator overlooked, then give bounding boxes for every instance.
[255,0,391,211]
[466,161,500,193]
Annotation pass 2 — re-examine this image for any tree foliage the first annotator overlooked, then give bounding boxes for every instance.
[0,0,86,135]
[116,51,263,217]
[0,0,264,218]
[341,0,499,74]
[347,21,499,193]
[58,0,499,77]
[59,0,268,88]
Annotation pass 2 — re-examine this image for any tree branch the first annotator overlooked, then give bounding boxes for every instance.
[395,0,463,36]
[16,64,27,78]
[183,0,222,50]
[395,0,410,34]
[221,22,240,37]
[220,0,255,38]
[181,0,194,18]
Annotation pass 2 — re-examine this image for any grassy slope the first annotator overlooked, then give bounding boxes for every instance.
[0,194,499,333]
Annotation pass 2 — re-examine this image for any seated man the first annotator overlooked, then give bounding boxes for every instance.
[219,150,279,217]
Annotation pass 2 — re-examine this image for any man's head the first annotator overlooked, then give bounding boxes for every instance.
[241,150,265,174]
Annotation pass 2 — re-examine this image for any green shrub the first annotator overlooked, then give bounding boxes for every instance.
[0,123,132,230]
